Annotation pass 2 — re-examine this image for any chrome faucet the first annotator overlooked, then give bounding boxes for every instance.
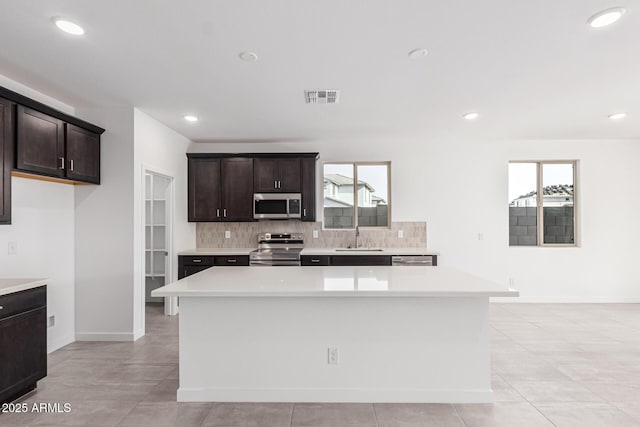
[354,225,360,248]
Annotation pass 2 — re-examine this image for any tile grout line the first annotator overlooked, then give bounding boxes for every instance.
[372,403,380,427]
[451,402,470,427]
[289,402,295,427]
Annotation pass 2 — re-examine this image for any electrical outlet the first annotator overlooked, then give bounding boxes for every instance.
[509,277,515,286]
[328,347,339,365]
[225,230,231,239]
[398,230,404,238]
[313,230,319,238]
[478,233,484,241]
[48,315,55,328]
[8,241,17,255]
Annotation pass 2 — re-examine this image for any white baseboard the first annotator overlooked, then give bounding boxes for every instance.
[492,296,640,303]
[132,328,144,341]
[47,333,75,353]
[75,331,139,341]
[177,387,493,403]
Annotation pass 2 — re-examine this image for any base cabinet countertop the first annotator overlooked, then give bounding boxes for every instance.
[178,248,439,256]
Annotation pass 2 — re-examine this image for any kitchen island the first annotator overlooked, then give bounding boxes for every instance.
[152,266,517,403]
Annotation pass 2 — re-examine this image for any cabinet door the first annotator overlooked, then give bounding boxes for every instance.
[188,158,221,222]
[0,98,13,225]
[222,158,254,221]
[330,255,392,266]
[278,158,301,192]
[65,124,100,184]
[181,265,213,279]
[16,106,65,178]
[301,157,316,221]
[0,307,47,403]
[253,158,279,192]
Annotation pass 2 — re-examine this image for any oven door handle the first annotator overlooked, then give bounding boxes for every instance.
[249,260,273,266]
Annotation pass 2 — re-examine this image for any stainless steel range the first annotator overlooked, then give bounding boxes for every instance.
[249,232,304,266]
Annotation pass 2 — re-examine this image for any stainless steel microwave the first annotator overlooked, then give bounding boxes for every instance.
[253,193,302,219]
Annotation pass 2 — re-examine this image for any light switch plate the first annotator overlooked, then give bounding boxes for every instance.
[313,230,319,238]
[398,230,404,238]
[225,230,231,239]
[8,241,17,255]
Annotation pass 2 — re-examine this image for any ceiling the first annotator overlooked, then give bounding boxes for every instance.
[0,0,638,142]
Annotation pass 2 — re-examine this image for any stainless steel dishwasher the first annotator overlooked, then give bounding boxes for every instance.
[391,255,436,266]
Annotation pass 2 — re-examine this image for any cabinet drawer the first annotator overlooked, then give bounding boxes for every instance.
[0,286,46,320]
[301,255,330,266]
[329,255,392,266]
[180,256,214,266]
[214,255,249,266]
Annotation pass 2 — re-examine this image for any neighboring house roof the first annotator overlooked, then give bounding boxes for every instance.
[372,195,387,205]
[513,184,574,201]
[324,174,375,192]
[324,196,353,207]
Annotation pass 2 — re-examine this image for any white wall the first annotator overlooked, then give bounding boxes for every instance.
[0,178,76,352]
[0,74,76,352]
[133,109,194,333]
[190,137,640,302]
[74,106,136,340]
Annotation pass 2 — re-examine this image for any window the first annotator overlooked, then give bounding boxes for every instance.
[323,162,390,229]
[509,161,577,246]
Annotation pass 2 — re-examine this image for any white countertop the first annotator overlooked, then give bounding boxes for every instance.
[301,248,439,256]
[151,266,517,298]
[179,248,256,256]
[179,248,439,256]
[0,278,47,297]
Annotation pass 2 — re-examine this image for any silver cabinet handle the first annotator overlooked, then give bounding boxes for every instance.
[216,209,220,218]
[274,180,277,189]
[278,180,281,189]
[0,305,4,310]
[311,259,320,263]
[69,159,74,171]
[59,157,65,170]
[227,259,237,263]
[303,209,307,216]
[223,209,227,217]
[192,259,202,263]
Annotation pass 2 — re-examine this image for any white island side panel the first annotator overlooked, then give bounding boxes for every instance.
[178,295,492,403]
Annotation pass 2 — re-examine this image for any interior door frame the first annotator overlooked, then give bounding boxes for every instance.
[141,165,178,328]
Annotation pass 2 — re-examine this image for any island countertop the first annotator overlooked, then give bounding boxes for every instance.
[0,278,47,296]
[151,266,517,298]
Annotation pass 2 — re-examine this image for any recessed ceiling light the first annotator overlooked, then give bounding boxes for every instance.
[239,51,258,62]
[52,18,85,35]
[608,112,627,120]
[183,115,199,122]
[408,48,428,60]
[463,112,480,120]
[587,7,626,28]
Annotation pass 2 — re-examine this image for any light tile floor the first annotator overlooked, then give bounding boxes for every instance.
[1,303,639,426]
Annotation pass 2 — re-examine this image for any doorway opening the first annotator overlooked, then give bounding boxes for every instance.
[144,171,176,321]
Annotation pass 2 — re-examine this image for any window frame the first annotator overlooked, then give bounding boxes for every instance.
[322,161,392,230]
[509,160,579,247]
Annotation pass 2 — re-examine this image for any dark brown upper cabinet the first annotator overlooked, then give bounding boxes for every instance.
[189,157,221,221]
[65,124,100,184]
[16,106,65,179]
[188,157,254,222]
[15,107,101,184]
[254,157,301,193]
[222,157,254,221]
[301,157,316,221]
[0,97,13,225]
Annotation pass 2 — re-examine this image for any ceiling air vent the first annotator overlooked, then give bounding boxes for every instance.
[304,90,340,104]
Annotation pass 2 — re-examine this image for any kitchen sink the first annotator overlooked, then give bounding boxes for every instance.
[335,248,384,252]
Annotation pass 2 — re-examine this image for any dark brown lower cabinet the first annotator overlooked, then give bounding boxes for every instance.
[329,255,392,266]
[178,255,250,279]
[0,286,47,404]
